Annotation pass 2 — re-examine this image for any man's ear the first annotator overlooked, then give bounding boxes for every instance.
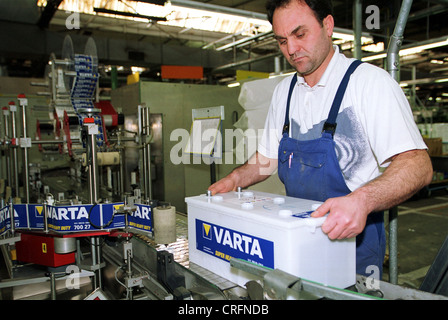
[323,15,334,38]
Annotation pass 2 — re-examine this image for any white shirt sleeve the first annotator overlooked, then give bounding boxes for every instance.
[349,64,427,167]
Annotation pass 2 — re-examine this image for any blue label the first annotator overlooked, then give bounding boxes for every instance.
[292,211,313,219]
[46,203,125,232]
[26,204,45,229]
[195,219,274,269]
[0,203,153,235]
[47,204,97,232]
[127,204,153,232]
[0,205,11,236]
[0,205,29,236]
[12,204,32,229]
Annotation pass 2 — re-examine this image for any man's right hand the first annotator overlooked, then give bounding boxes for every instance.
[207,152,278,196]
[208,174,238,195]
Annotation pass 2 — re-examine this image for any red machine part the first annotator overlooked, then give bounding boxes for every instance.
[95,100,119,148]
[95,100,118,127]
[15,231,111,267]
[53,111,62,154]
[15,233,76,267]
[63,110,74,157]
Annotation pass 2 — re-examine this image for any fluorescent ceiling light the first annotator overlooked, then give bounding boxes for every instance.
[435,78,448,83]
[362,37,448,62]
[333,31,373,44]
[400,38,448,55]
[227,82,240,88]
[41,0,271,36]
[362,53,387,61]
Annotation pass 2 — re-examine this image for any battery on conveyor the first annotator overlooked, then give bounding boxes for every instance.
[185,190,356,289]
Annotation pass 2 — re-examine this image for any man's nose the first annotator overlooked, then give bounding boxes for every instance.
[287,39,301,57]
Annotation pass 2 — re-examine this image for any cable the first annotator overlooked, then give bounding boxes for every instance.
[115,265,132,300]
[88,202,116,229]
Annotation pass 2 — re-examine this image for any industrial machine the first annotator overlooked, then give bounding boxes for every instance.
[0,35,447,302]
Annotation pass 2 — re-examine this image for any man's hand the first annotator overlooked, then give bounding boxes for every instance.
[312,149,433,240]
[208,175,238,195]
[311,194,369,240]
[207,152,277,196]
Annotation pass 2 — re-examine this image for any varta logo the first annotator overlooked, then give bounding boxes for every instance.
[204,223,264,260]
[0,207,19,223]
[113,204,123,211]
[131,205,151,220]
[203,223,212,240]
[49,206,89,221]
[35,206,43,217]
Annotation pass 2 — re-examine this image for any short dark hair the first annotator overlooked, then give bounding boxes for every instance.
[266,0,333,25]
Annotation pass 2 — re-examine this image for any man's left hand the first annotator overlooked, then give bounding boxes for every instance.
[311,195,369,239]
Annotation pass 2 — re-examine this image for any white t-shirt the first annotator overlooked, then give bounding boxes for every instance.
[258,46,427,191]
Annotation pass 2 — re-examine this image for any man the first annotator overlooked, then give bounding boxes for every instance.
[208,0,433,277]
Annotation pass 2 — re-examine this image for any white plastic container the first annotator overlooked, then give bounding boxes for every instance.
[185,190,355,289]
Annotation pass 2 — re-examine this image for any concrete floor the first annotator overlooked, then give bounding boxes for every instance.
[382,188,448,290]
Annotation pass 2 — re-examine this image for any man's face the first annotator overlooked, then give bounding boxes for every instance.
[272,1,334,80]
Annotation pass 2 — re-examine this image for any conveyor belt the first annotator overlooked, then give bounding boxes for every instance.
[136,213,189,268]
[135,212,238,291]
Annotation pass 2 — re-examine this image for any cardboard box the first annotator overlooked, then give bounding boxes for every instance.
[424,137,443,156]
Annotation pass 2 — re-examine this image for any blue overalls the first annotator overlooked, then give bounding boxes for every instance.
[277,60,386,277]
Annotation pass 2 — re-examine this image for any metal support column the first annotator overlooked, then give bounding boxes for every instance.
[139,104,152,200]
[18,96,30,203]
[386,0,413,285]
[353,0,363,60]
[82,108,102,290]
[9,103,20,198]
[2,106,13,191]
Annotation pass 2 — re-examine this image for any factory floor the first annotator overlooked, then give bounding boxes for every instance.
[0,188,447,299]
[382,188,448,290]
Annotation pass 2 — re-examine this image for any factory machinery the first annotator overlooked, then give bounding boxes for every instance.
[0,36,446,301]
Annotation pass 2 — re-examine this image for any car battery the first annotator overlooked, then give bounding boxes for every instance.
[185,190,356,289]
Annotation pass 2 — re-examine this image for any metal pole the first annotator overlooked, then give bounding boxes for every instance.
[18,96,30,203]
[81,112,103,290]
[126,246,133,300]
[353,0,363,60]
[388,206,399,284]
[43,200,49,233]
[386,0,413,285]
[2,107,13,191]
[95,236,102,289]
[88,127,101,290]
[50,272,56,300]
[9,198,15,236]
[386,0,413,81]
[118,132,125,195]
[144,107,152,200]
[138,105,147,197]
[88,131,99,204]
[9,103,20,198]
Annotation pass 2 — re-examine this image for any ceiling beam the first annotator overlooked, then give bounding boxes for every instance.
[37,0,63,29]
[93,7,167,22]
[170,0,267,20]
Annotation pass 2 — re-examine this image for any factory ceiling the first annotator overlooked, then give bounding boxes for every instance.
[1,0,448,105]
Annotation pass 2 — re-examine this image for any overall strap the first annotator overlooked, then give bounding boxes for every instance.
[323,59,363,136]
[282,74,298,135]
